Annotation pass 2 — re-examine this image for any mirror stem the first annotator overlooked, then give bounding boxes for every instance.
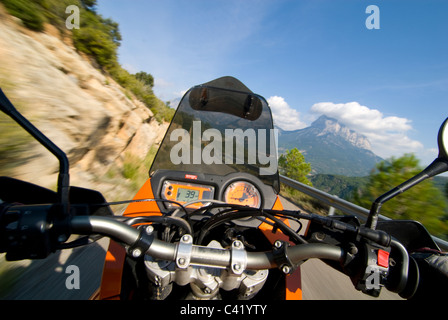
[0,89,70,214]
[366,158,448,230]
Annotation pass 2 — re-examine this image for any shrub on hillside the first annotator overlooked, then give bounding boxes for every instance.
[1,0,46,31]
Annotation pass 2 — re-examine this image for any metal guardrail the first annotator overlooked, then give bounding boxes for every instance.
[279,174,448,251]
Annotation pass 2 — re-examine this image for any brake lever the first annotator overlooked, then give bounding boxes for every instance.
[308,213,391,247]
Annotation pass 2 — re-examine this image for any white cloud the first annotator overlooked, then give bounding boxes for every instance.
[154,78,173,89]
[268,96,307,131]
[168,96,182,109]
[310,101,424,158]
[152,77,187,109]
[121,63,138,74]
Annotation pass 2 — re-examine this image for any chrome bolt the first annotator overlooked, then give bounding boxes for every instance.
[132,248,142,258]
[274,240,283,248]
[145,225,154,234]
[282,265,291,274]
[204,287,212,294]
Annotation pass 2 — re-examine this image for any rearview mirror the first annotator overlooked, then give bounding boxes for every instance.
[189,86,263,121]
[438,117,448,160]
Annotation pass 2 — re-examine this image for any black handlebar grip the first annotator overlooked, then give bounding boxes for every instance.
[0,204,54,260]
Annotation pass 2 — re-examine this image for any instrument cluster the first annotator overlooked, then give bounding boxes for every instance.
[161,179,262,209]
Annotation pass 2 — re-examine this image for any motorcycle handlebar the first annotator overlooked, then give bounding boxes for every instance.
[70,215,413,298]
[1,204,413,298]
[70,216,346,271]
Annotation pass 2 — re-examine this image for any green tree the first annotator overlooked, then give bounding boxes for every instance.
[278,149,330,214]
[278,148,312,186]
[72,10,121,69]
[353,153,448,239]
[134,71,154,88]
[80,0,97,11]
[100,17,122,45]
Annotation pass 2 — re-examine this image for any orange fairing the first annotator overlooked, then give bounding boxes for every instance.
[260,196,303,300]
[98,178,159,300]
[98,240,125,300]
[123,178,161,217]
[285,269,303,300]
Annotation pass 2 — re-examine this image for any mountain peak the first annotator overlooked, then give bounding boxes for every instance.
[277,115,383,176]
[311,115,372,151]
[310,114,336,129]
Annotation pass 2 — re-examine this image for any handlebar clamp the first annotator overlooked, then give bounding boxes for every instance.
[230,240,247,275]
[272,240,298,275]
[126,225,155,259]
[176,234,193,269]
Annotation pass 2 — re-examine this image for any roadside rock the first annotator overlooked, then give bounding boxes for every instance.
[0,8,168,200]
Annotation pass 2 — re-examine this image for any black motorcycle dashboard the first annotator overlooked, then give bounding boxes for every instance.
[150,169,278,212]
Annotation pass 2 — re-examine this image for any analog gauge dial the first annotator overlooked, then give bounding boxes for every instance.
[223,181,261,208]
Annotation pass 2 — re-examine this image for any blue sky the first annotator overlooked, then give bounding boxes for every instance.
[97,0,448,165]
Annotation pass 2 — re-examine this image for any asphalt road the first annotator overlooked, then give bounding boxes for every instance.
[0,237,109,300]
[0,197,402,300]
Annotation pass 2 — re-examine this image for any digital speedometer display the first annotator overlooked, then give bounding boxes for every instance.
[176,188,200,202]
[161,180,215,209]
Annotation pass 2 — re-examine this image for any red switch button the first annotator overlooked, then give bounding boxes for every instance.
[377,249,389,268]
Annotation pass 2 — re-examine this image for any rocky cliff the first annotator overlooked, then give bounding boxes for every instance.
[0,6,169,201]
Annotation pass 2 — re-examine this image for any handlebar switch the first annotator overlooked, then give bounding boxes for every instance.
[352,243,390,297]
[0,204,53,261]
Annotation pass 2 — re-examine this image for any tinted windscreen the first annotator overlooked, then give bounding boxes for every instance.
[150,86,279,192]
